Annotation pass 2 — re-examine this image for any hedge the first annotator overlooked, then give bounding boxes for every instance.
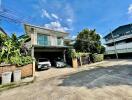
[92,53,104,62]
[10,56,32,67]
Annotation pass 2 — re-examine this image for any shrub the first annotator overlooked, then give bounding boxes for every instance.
[92,53,104,62]
[21,56,32,66]
[10,56,32,67]
[67,49,90,59]
[67,49,77,59]
[10,56,22,66]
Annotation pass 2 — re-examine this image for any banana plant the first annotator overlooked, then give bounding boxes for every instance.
[0,33,20,64]
[0,33,30,64]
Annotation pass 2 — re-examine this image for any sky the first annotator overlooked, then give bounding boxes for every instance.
[0,0,132,39]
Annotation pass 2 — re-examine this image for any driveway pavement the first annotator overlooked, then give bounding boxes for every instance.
[1,59,132,100]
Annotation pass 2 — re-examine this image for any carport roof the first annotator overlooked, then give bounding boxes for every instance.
[33,45,67,48]
[33,45,68,52]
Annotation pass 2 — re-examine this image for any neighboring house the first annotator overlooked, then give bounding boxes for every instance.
[104,24,132,57]
[24,24,68,62]
[0,27,7,35]
[0,27,7,48]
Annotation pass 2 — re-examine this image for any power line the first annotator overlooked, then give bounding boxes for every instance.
[3,7,32,22]
[0,13,24,23]
[0,0,31,24]
[0,11,25,23]
[0,10,31,24]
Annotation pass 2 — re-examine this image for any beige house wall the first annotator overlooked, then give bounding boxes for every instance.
[25,24,68,46]
[30,29,37,45]
[31,29,64,46]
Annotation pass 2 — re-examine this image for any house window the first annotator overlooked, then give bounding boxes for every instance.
[57,37,62,45]
[37,34,49,46]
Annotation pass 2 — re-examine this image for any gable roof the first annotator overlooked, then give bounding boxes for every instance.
[103,23,132,39]
[24,24,69,34]
[0,27,7,35]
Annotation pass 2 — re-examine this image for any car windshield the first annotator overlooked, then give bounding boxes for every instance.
[39,58,49,62]
[55,58,63,61]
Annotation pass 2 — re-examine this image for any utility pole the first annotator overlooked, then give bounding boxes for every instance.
[110,29,118,59]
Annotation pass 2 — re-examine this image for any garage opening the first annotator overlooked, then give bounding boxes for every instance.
[33,46,67,68]
[35,52,63,63]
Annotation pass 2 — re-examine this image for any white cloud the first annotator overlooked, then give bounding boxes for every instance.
[71,35,77,39]
[44,21,71,32]
[34,1,74,32]
[41,9,51,19]
[41,9,59,20]
[67,18,72,22]
[51,13,59,19]
[64,4,74,23]
[100,34,103,38]
[128,4,132,17]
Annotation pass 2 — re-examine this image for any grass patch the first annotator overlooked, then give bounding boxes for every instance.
[0,77,35,92]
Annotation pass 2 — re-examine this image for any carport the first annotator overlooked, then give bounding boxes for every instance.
[32,45,67,66]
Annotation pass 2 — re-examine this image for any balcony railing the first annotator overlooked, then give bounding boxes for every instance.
[105,34,132,44]
[37,40,64,46]
[105,42,132,54]
[37,41,51,46]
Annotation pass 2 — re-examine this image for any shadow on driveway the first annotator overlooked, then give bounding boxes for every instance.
[58,64,132,88]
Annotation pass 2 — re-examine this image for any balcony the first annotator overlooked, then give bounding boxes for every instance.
[57,38,64,46]
[37,40,64,47]
[105,34,132,44]
[105,42,132,54]
[37,41,51,46]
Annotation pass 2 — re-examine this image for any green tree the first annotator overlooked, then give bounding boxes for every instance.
[0,32,7,47]
[0,33,20,63]
[74,28,105,54]
[0,33,28,64]
[18,34,30,56]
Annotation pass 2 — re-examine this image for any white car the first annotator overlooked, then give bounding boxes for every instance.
[53,58,67,68]
[37,58,51,70]
[56,61,67,68]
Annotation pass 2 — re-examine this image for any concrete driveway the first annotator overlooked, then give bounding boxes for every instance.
[1,59,132,100]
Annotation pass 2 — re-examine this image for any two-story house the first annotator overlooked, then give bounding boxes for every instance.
[24,24,68,62]
[104,23,132,58]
